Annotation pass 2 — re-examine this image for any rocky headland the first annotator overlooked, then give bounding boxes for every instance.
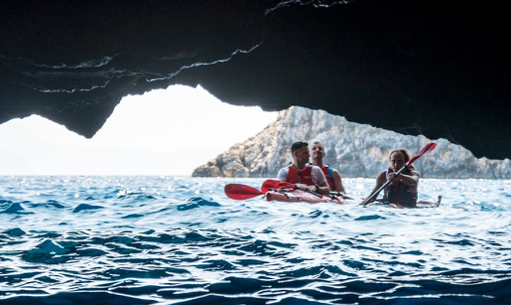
[192,106,511,179]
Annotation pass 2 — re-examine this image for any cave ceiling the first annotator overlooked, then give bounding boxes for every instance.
[1,0,509,159]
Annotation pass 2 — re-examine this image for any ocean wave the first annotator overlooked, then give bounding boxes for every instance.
[0,177,510,304]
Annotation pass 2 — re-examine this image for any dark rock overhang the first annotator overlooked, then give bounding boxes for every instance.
[1,0,509,159]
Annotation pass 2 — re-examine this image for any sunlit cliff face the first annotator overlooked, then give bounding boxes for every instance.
[0,0,509,159]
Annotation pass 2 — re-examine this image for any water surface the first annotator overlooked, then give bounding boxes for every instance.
[1,176,510,304]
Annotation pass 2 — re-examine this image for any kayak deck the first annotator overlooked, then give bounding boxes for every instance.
[265,188,345,204]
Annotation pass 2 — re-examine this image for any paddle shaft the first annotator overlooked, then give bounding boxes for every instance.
[330,191,354,200]
[284,182,324,197]
[264,180,323,197]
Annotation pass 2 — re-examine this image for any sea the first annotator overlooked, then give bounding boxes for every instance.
[0,176,510,305]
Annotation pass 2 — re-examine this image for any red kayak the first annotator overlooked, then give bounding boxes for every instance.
[224,182,345,204]
[264,187,345,204]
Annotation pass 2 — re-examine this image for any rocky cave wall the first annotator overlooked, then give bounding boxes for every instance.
[1,0,509,159]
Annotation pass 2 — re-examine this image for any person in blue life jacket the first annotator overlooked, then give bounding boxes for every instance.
[364,148,419,208]
[277,141,330,196]
[310,141,349,198]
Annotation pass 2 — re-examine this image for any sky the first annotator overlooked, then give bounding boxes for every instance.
[0,85,278,176]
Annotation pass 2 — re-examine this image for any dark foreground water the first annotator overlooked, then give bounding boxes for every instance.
[0,176,510,305]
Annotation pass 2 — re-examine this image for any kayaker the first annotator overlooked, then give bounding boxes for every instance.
[310,141,347,197]
[364,148,419,208]
[277,141,331,196]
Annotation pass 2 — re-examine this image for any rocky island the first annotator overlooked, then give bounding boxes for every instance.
[193,106,511,179]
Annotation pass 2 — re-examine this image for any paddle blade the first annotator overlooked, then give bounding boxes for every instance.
[407,142,436,165]
[224,184,263,200]
[261,179,279,192]
[261,179,295,193]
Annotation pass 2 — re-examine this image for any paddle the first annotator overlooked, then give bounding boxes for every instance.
[330,191,355,200]
[261,179,287,193]
[262,179,352,199]
[361,142,437,206]
[261,179,323,197]
[224,184,263,200]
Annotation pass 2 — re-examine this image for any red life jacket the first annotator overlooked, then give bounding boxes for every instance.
[321,165,335,191]
[287,165,314,185]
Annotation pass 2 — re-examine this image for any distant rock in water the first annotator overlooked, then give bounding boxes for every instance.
[192,106,511,179]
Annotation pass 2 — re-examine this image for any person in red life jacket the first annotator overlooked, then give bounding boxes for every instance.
[277,141,330,196]
[364,148,419,208]
[310,141,348,198]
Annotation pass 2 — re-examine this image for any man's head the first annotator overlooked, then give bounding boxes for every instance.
[291,141,310,164]
[311,141,326,160]
[388,148,411,171]
[291,141,308,154]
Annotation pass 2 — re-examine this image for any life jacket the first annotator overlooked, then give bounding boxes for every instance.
[321,165,335,191]
[287,165,314,185]
[383,167,417,208]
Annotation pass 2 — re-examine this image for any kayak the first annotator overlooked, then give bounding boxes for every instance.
[417,196,442,208]
[265,187,345,204]
[224,180,438,207]
[361,196,442,209]
[224,182,345,204]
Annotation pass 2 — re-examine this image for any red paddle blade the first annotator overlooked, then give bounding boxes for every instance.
[224,184,263,200]
[407,142,436,165]
[261,179,278,193]
[261,179,296,193]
